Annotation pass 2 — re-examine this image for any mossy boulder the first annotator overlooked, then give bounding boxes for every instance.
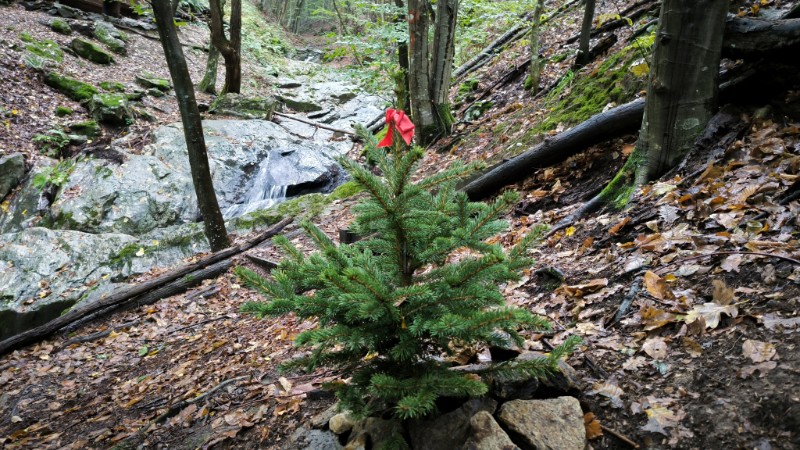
[67,120,100,137]
[21,34,63,63]
[88,93,133,125]
[55,106,73,117]
[146,87,165,98]
[99,81,126,92]
[209,93,278,119]
[44,72,99,101]
[50,18,72,35]
[70,38,114,64]
[126,90,146,101]
[135,73,171,91]
[275,93,322,113]
[93,21,126,55]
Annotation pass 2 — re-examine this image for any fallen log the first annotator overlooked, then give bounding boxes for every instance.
[463,99,645,200]
[565,0,659,44]
[722,16,800,60]
[0,217,293,356]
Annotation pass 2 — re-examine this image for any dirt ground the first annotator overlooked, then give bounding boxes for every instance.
[1,1,799,449]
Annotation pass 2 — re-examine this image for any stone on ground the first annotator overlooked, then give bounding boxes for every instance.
[497,397,586,450]
[463,410,520,450]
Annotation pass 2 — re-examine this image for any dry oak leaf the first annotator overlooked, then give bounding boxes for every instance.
[590,381,625,408]
[742,339,777,363]
[643,271,673,300]
[641,306,678,331]
[584,412,603,440]
[684,302,738,329]
[738,361,778,379]
[559,278,608,297]
[641,405,679,436]
[642,336,668,360]
[712,279,735,305]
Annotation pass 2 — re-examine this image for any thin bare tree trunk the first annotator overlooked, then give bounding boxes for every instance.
[430,0,458,136]
[209,0,241,94]
[152,0,229,251]
[575,0,596,68]
[526,0,545,92]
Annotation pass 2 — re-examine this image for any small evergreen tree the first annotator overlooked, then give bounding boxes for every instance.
[237,128,579,419]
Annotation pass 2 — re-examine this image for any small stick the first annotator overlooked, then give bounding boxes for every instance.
[59,320,141,348]
[656,250,800,274]
[601,424,640,448]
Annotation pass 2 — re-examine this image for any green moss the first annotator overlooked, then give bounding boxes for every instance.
[330,181,363,200]
[70,38,114,65]
[23,35,63,62]
[109,243,140,268]
[99,81,126,92]
[233,194,331,230]
[135,73,171,91]
[50,18,72,35]
[68,120,100,137]
[45,72,99,101]
[548,52,569,63]
[596,147,646,209]
[55,106,73,116]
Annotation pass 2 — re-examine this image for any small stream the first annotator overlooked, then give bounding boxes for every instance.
[223,155,288,219]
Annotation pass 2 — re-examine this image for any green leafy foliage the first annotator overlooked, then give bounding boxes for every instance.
[32,159,75,190]
[33,128,71,156]
[238,129,577,419]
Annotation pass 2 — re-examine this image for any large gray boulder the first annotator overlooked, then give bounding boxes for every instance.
[0,153,25,200]
[0,222,207,340]
[497,397,586,450]
[49,154,198,234]
[148,120,345,218]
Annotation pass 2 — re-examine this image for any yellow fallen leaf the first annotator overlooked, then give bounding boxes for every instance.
[630,62,649,77]
[565,226,576,237]
[135,247,145,257]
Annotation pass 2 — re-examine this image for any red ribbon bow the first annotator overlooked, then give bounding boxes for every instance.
[377,108,415,147]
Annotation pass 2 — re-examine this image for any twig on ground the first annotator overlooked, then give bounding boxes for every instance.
[656,251,800,274]
[59,320,141,348]
[601,424,641,448]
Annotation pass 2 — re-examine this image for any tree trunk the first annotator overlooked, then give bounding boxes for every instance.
[429,0,458,136]
[394,0,410,110]
[634,0,728,183]
[198,0,226,95]
[574,0,596,68]
[152,0,230,251]
[209,0,242,94]
[407,0,438,145]
[526,0,545,92]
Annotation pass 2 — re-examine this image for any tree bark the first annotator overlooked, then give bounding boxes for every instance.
[634,0,728,183]
[526,0,545,93]
[407,0,437,145]
[209,0,242,94]
[152,0,230,251]
[574,0,596,68]
[198,0,226,95]
[722,16,800,61]
[394,0,410,110]
[430,0,458,135]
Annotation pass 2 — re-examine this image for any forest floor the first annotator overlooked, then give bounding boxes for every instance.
[2,1,800,449]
